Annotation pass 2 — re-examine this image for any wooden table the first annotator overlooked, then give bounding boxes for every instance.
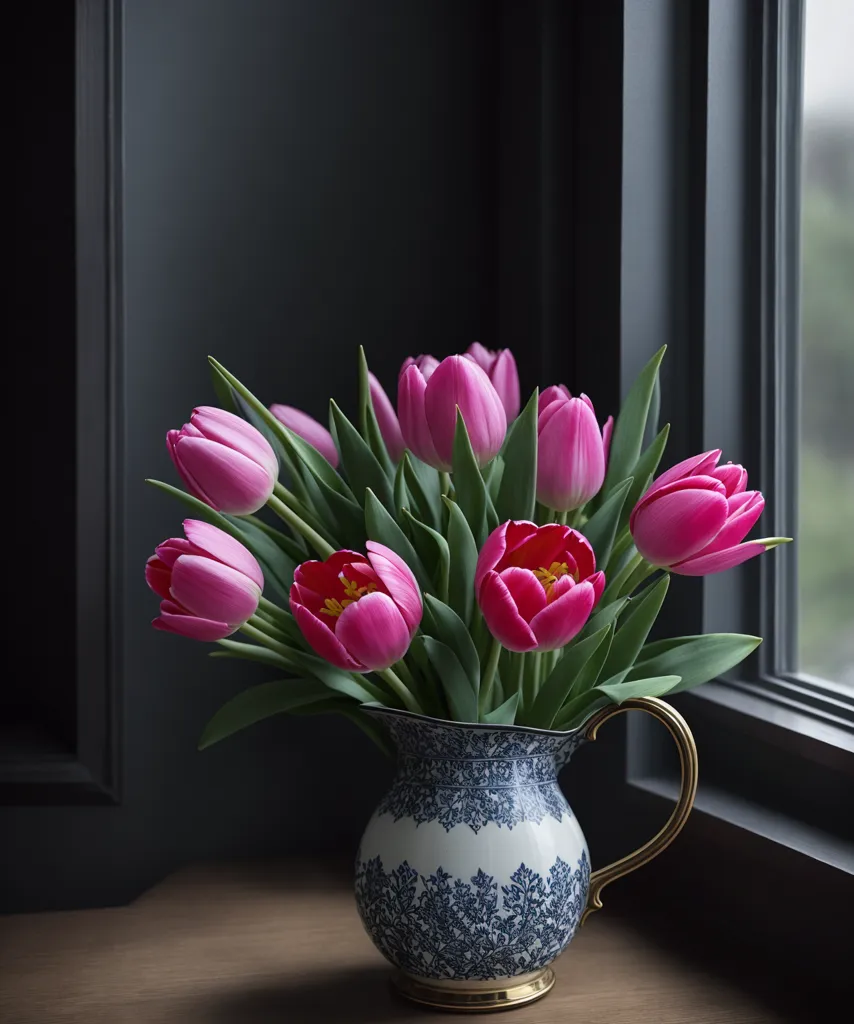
[0,862,806,1023]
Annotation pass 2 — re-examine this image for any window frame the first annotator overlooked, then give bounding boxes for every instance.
[610,0,852,870]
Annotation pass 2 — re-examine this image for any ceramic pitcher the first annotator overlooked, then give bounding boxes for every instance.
[354,696,697,1012]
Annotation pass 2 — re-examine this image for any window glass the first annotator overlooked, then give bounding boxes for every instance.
[798,0,854,685]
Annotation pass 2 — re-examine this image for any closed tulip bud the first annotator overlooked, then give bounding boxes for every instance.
[475,521,605,653]
[536,391,607,511]
[368,371,405,462]
[270,404,339,467]
[465,343,521,421]
[398,354,507,471]
[146,520,263,640]
[167,406,277,515]
[630,450,788,575]
[290,543,422,671]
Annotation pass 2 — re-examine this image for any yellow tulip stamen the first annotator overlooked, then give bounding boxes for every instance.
[320,576,379,617]
[533,561,572,596]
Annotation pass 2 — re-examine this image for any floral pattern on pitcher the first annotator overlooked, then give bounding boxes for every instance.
[355,852,590,980]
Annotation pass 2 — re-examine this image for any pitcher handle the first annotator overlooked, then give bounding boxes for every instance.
[580,696,698,925]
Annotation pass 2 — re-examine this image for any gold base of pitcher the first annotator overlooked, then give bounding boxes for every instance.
[392,967,555,1013]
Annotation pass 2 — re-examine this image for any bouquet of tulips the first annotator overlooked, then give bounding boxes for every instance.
[146,344,790,752]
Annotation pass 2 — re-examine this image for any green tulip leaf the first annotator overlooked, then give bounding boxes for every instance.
[483,691,520,725]
[199,678,331,749]
[484,455,505,504]
[594,673,682,702]
[623,423,670,526]
[423,594,480,696]
[627,633,762,693]
[357,347,395,476]
[402,511,450,600]
[580,477,633,570]
[603,345,666,495]
[364,489,431,590]
[600,574,670,684]
[527,624,612,728]
[330,400,395,512]
[402,452,440,529]
[444,496,479,626]
[452,411,489,544]
[496,389,539,522]
[420,636,478,722]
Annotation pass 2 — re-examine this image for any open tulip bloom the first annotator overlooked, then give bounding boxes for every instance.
[145,344,791,749]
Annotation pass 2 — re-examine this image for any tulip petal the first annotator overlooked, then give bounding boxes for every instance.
[509,524,574,574]
[602,415,614,466]
[167,430,217,507]
[336,592,412,670]
[173,436,275,515]
[690,491,765,558]
[529,579,596,651]
[489,349,521,421]
[182,519,264,588]
[398,364,445,469]
[465,342,497,372]
[153,537,194,568]
[498,567,548,622]
[588,569,606,605]
[365,541,422,635]
[672,540,769,576]
[293,550,366,597]
[424,355,507,469]
[269,404,339,467]
[191,406,278,477]
[631,481,729,566]
[145,557,173,600]
[169,554,261,626]
[291,599,364,670]
[475,520,539,589]
[369,372,405,462]
[709,462,747,497]
[536,398,606,511]
[538,385,571,415]
[478,571,539,653]
[647,449,722,495]
[154,601,235,641]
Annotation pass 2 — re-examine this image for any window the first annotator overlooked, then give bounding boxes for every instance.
[798,0,854,688]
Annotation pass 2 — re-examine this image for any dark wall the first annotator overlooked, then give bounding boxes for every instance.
[1,0,509,912]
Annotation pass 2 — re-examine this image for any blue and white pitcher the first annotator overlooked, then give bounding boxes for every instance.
[355,697,697,1012]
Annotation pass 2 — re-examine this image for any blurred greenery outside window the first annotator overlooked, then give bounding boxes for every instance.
[797,0,853,686]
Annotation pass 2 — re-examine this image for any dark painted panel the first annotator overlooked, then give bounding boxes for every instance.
[1,0,499,912]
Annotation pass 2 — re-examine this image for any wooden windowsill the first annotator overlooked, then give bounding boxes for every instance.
[0,862,802,1022]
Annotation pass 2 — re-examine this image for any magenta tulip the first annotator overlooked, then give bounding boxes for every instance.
[398,354,507,471]
[475,521,605,653]
[368,372,405,462]
[146,520,263,640]
[167,406,277,515]
[465,343,521,421]
[270,404,339,467]
[400,353,440,380]
[630,450,786,575]
[536,390,607,511]
[290,542,422,671]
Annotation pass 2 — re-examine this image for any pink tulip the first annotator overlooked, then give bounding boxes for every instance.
[290,542,422,671]
[167,406,278,515]
[398,354,507,471]
[146,520,263,640]
[475,521,605,653]
[630,450,785,575]
[536,391,607,511]
[400,353,440,380]
[368,372,406,462]
[465,343,521,421]
[270,404,339,467]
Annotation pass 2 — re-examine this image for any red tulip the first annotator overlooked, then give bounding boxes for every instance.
[465,343,521,421]
[167,406,277,515]
[630,450,784,575]
[270,404,339,467]
[475,521,605,653]
[146,520,263,640]
[398,354,507,471]
[290,542,422,671]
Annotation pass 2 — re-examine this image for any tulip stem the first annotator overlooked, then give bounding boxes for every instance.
[267,494,336,559]
[377,668,424,716]
[602,551,644,604]
[478,637,503,718]
[440,472,452,498]
[258,596,291,625]
[272,482,335,543]
[619,559,657,598]
[239,620,296,659]
[558,509,569,526]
